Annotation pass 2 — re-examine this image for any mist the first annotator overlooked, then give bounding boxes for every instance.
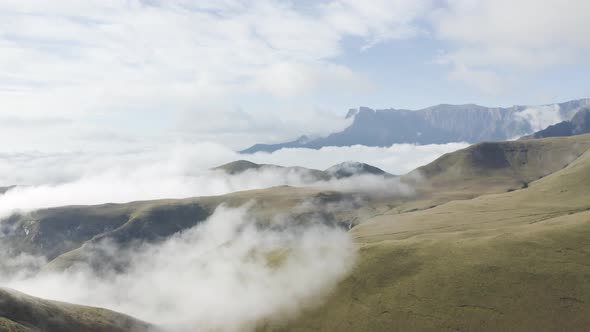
[1,204,356,331]
[0,142,466,218]
[0,141,464,330]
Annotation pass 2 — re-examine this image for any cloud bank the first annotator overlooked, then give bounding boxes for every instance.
[2,204,356,331]
[433,0,590,93]
[0,142,467,218]
[0,0,431,150]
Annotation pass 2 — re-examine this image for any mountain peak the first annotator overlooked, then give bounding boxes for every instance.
[325,161,392,179]
[213,160,264,174]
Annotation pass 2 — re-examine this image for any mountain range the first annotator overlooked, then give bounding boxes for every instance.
[241,98,590,153]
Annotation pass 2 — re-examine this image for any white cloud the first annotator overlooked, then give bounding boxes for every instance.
[515,104,562,132]
[0,142,467,218]
[431,0,590,92]
[3,204,357,331]
[445,63,503,95]
[0,0,429,150]
[245,142,468,174]
[254,62,368,99]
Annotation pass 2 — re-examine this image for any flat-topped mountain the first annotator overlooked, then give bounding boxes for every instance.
[241,98,590,153]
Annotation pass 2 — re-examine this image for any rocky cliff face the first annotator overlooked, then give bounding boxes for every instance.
[241,98,590,153]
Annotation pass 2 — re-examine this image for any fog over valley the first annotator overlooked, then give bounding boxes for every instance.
[1,1,590,331]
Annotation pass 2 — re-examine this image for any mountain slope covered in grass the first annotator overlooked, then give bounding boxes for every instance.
[2,135,590,331]
[0,288,152,332]
[281,135,590,331]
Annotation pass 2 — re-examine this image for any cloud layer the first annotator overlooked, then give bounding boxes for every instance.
[0,0,430,150]
[2,204,357,331]
[433,0,590,93]
[0,142,467,218]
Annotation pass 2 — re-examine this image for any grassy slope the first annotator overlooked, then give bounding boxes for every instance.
[0,288,153,332]
[43,186,366,272]
[281,137,590,331]
[17,136,588,270]
[389,134,590,213]
[4,135,590,331]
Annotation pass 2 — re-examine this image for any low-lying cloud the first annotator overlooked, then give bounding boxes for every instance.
[2,204,356,331]
[244,143,469,174]
[0,142,467,218]
[0,141,466,330]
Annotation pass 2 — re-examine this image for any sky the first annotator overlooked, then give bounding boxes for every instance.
[1,0,590,152]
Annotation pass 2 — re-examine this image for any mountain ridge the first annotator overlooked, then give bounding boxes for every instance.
[241,98,590,153]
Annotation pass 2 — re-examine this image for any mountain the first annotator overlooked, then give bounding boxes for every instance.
[212,159,264,174]
[1,159,396,274]
[240,98,590,153]
[4,135,590,331]
[521,106,590,139]
[214,160,394,179]
[1,187,367,273]
[326,161,393,179]
[283,134,590,332]
[213,159,330,180]
[0,288,152,332]
[411,134,590,191]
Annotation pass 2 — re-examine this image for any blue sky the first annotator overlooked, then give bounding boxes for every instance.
[1,0,589,151]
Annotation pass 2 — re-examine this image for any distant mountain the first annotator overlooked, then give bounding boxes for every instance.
[240,98,590,153]
[520,106,590,140]
[325,161,393,179]
[213,160,267,174]
[213,160,394,179]
[213,160,330,180]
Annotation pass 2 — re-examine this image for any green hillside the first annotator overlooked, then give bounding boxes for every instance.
[3,135,590,331]
[280,136,590,331]
[0,288,152,332]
